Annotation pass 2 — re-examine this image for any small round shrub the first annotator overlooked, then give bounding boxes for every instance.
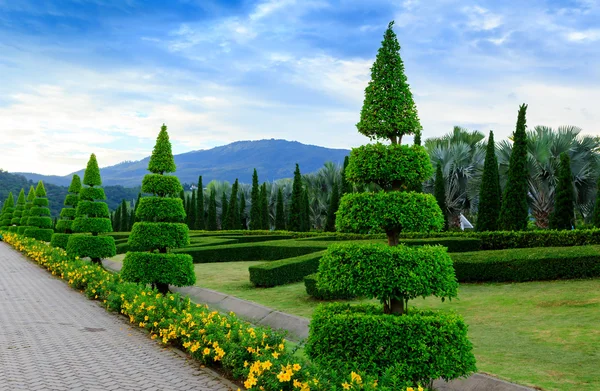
[67,235,116,259]
[120,252,195,287]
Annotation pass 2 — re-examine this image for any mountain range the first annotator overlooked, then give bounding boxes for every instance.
[16,139,351,187]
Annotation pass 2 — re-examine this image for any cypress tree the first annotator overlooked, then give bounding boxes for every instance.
[113,204,122,232]
[24,182,54,241]
[239,192,247,229]
[498,104,530,231]
[434,163,449,230]
[593,178,600,228]
[129,208,135,231]
[288,164,303,232]
[341,156,352,195]
[301,188,310,232]
[356,21,421,145]
[549,153,575,230]
[195,176,205,230]
[275,187,286,230]
[67,154,116,264]
[207,189,218,231]
[9,189,26,233]
[476,131,501,231]
[18,186,36,235]
[324,181,340,232]
[121,124,195,293]
[120,199,129,232]
[249,169,261,230]
[260,183,269,230]
[227,179,239,230]
[132,192,141,228]
[220,192,228,230]
[0,192,15,229]
[188,190,197,230]
[51,175,81,249]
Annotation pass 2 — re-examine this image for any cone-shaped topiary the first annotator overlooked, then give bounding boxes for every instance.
[8,189,26,233]
[306,21,476,385]
[51,175,81,249]
[24,181,54,241]
[120,125,195,294]
[476,131,501,231]
[549,153,575,230]
[18,186,35,234]
[249,169,261,230]
[288,164,303,231]
[67,155,116,264]
[0,192,15,229]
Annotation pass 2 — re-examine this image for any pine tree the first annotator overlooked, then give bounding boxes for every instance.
[301,188,310,232]
[207,189,218,231]
[120,124,195,293]
[434,163,449,230]
[220,192,228,230]
[67,154,115,264]
[275,188,286,230]
[0,192,15,229]
[249,169,261,230]
[24,181,54,241]
[476,131,501,231]
[239,192,247,229]
[227,179,239,230]
[356,21,421,145]
[8,189,26,233]
[324,181,340,232]
[188,190,197,230]
[120,199,129,232]
[260,183,269,230]
[18,186,36,235]
[498,104,530,231]
[288,164,303,232]
[195,176,205,230]
[549,153,575,230]
[51,175,81,249]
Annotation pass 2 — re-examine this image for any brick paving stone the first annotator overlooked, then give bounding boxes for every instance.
[0,243,236,391]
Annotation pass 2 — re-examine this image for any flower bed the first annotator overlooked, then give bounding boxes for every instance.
[1,232,426,391]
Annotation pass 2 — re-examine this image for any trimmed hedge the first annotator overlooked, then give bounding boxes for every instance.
[135,197,185,222]
[249,251,326,287]
[128,222,189,251]
[79,187,106,201]
[304,273,356,300]
[26,217,53,229]
[72,217,112,234]
[306,304,476,383]
[64,194,79,206]
[23,228,53,242]
[17,226,28,235]
[76,201,110,218]
[50,233,70,250]
[401,237,481,252]
[8,226,18,233]
[141,174,182,196]
[29,206,51,216]
[60,208,77,218]
[452,245,600,282]
[55,220,73,232]
[120,252,195,287]
[33,198,49,207]
[67,235,117,259]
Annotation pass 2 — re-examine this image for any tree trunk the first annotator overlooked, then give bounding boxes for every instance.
[386,229,399,246]
[91,257,103,266]
[155,282,169,295]
[390,298,405,315]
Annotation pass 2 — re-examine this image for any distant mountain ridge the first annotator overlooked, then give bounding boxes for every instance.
[16,139,351,187]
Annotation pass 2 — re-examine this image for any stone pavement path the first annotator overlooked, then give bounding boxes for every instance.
[0,243,236,391]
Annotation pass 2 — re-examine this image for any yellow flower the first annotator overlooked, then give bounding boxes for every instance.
[407,388,414,391]
[203,347,211,355]
[272,351,280,359]
[350,371,362,384]
[261,360,273,370]
[293,363,301,371]
[342,382,351,390]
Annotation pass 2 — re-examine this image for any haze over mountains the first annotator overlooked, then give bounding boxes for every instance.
[16,140,350,187]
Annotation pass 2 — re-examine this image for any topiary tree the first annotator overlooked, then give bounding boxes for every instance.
[306,21,476,386]
[120,124,195,294]
[549,153,575,230]
[275,187,286,230]
[288,164,303,231]
[66,154,116,264]
[0,192,15,230]
[51,175,81,249]
[24,182,54,241]
[249,169,261,230]
[476,131,501,231]
[9,189,26,233]
[498,104,529,231]
[18,186,35,234]
[434,163,449,231]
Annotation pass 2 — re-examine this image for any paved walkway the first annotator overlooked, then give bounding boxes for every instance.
[0,243,235,391]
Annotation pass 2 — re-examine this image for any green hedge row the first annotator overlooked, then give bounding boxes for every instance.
[249,251,326,287]
[304,273,356,300]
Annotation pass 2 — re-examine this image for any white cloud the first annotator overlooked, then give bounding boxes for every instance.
[463,6,503,31]
[566,29,600,42]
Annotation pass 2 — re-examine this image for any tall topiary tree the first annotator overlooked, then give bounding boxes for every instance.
[0,192,14,229]
[306,21,476,386]
[207,188,217,231]
[549,153,575,230]
[67,154,116,264]
[227,179,239,230]
[220,192,228,230]
[195,176,205,230]
[434,163,449,231]
[260,182,269,230]
[18,186,35,234]
[498,104,529,231]
[324,181,340,232]
[249,169,261,230]
[24,182,54,241]
[288,164,303,231]
[275,187,286,230]
[9,189,26,233]
[476,131,501,231]
[121,124,195,294]
[51,175,81,249]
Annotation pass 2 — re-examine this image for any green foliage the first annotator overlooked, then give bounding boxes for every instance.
[593,178,600,228]
[207,189,217,231]
[452,245,600,282]
[33,198,49,207]
[304,273,356,300]
[60,208,77,218]
[64,194,79,207]
[239,192,246,229]
[336,192,444,234]
[24,183,53,241]
[76,201,110,218]
[188,190,197,229]
[306,304,476,383]
[248,251,325,287]
[356,21,421,144]
[50,233,70,249]
[26,216,53,228]
[400,237,481,252]
[15,189,25,206]
[249,169,261,230]
[120,199,129,231]
[260,182,269,230]
[136,197,185,222]
[227,179,239,230]
[499,104,530,231]
[141,174,182,197]
[72,217,113,233]
[55,220,73,232]
[288,164,303,231]
[196,176,205,230]
[68,174,82,193]
[148,124,177,174]
[34,180,47,197]
[341,155,352,195]
[549,153,575,230]
[120,252,196,287]
[17,226,28,234]
[220,192,228,230]
[30,206,51,216]
[319,243,458,307]
[346,144,432,190]
[324,181,339,232]
[79,187,106,201]
[433,163,448,230]
[83,154,102,187]
[127,222,190,251]
[477,131,501,231]
[67,234,116,259]
[23,228,53,242]
[301,188,310,232]
[275,188,286,230]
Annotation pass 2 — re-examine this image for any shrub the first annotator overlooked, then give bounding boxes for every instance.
[249,251,326,287]
[127,222,189,251]
[24,182,53,242]
[304,273,355,300]
[135,197,186,222]
[141,174,182,197]
[19,185,35,229]
[50,233,70,250]
[10,189,25,228]
[67,235,117,259]
[120,252,195,287]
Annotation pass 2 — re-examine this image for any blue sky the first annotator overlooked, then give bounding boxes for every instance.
[0,0,599,175]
